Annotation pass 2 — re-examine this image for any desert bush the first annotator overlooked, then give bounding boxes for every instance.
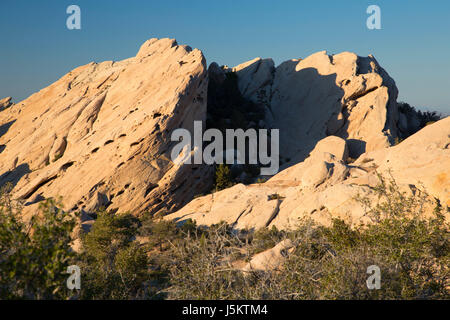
[0,175,447,300]
[0,185,76,299]
[397,101,442,137]
[163,176,449,300]
[250,225,285,255]
[139,214,179,251]
[215,164,233,191]
[78,211,148,299]
[164,222,249,299]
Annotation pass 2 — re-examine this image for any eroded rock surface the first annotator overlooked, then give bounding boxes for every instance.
[1,39,447,233]
[226,52,401,163]
[0,38,213,218]
[0,97,13,110]
[166,118,450,229]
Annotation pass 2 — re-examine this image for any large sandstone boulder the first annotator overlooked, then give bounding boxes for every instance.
[226,52,400,163]
[166,118,449,229]
[0,38,213,218]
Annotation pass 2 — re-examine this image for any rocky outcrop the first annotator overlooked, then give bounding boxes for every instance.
[0,97,13,110]
[166,117,450,229]
[242,239,294,272]
[222,52,400,163]
[352,116,450,207]
[0,38,213,218]
[229,58,275,110]
[2,37,447,232]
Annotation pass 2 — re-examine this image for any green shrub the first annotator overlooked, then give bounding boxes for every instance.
[163,176,449,300]
[397,101,441,138]
[78,211,147,299]
[0,186,76,299]
[138,214,178,251]
[0,175,448,300]
[250,225,284,255]
[215,164,232,191]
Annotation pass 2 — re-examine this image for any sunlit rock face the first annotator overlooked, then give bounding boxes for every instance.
[2,38,448,233]
[228,52,400,164]
[0,38,213,219]
[166,118,450,229]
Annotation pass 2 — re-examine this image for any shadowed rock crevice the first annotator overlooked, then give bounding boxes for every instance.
[0,97,13,111]
[0,120,16,139]
[0,163,31,189]
[20,174,58,200]
[265,198,282,227]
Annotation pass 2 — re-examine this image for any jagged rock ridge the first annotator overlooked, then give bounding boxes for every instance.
[220,52,401,164]
[0,38,213,221]
[1,38,447,232]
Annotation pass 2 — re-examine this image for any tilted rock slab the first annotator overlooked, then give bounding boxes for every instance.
[166,118,450,229]
[352,116,450,207]
[0,38,213,218]
[227,52,400,163]
[0,97,13,110]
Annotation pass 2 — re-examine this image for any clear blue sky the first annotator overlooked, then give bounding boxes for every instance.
[1,0,449,114]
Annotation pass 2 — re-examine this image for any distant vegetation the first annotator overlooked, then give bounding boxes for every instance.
[397,102,442,126]
[397,102,442,139]
[0,177,448,300]
[214,164,233,191]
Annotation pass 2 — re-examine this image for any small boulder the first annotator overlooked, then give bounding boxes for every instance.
[243,239,294,272]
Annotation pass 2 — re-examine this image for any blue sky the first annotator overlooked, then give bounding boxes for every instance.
[1,0,449,114]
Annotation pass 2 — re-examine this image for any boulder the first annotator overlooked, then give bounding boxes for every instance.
[2,38,447,234]
[242,239,294,272]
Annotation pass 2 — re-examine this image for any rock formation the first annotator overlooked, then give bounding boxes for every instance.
[166,117,450,229]
[0,38,213,220]
[225,52,400,163]
[1,38,447,232]
[242,239,294,272]
[0,97,13,110]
